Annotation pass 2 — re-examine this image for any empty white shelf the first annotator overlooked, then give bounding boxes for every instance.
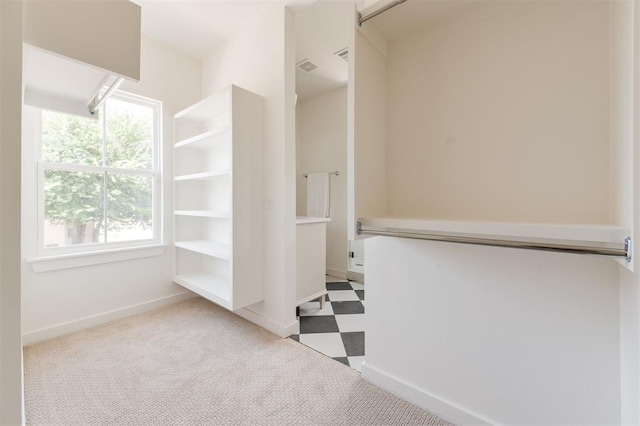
[174,210,230,218]
[173,271,232,310]
[174,127,230,149]
[174,169,230,181]
[173,85,264,312]
[174,88,230,123]
[175,240,230,260]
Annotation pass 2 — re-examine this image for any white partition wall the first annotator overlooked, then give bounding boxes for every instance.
[611,2,640,424]
[365,237,621,424]
[349,0,639,423]
[200,5,297,336]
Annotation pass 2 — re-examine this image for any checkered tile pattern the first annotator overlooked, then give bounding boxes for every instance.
[290,279,365,371]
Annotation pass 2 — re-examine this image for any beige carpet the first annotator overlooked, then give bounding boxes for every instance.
[24,298,453,425]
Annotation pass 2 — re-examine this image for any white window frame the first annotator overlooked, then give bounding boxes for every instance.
[35,90,163,259]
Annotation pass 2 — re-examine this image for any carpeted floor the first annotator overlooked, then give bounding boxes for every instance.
[24,298,453,425]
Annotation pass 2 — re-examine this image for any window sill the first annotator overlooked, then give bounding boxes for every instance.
[28,243,167,273]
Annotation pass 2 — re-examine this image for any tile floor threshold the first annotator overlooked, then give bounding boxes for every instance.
[290,279,365,372]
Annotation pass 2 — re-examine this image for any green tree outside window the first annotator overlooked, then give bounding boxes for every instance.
[42,96,157,247]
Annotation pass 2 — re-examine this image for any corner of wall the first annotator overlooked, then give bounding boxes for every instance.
[1,1,25,423]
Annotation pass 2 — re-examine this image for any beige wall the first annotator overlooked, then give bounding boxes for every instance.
[349,21,387,240]
[1,1,24,423]
[296,87,348,277]
[385,1,611,224]
[201,4,297,336]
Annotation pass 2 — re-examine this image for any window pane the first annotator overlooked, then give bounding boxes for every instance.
[44,170,105,247]
[42,111,102,166]
[106,174,153,242]
[105,98,154,170]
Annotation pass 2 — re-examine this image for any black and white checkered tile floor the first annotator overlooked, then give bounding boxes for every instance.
[290,279,365,371]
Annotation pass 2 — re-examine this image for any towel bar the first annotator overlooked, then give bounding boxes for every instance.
[303,171,339,178]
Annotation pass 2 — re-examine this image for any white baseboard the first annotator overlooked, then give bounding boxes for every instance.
[326,268,347,280]
[235,308,298,338]
[361,362,494,426]
[347,270,364,283]
[22,292,197,346]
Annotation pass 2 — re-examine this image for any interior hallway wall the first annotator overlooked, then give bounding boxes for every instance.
[200,4,297,336]
[1,1,24,423]
[21,37,202,342]
[296,87,348,278]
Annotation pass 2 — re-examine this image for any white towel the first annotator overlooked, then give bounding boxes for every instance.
[306,172,330,218]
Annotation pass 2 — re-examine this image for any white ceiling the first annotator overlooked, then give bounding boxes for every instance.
[131,0,353,100]
[131,0,280,60]
[130,0,479,100]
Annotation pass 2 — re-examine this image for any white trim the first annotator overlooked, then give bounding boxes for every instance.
[22,291,197,345]
[29,243,167,272]
[234,308,299,338]
[326,268,347,279]
[346,270,365,283]
[41,161,158,177]
[361,362,495,426]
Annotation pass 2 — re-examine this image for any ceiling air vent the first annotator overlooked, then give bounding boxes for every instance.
[335,48,349,62]
[297,59,318,73]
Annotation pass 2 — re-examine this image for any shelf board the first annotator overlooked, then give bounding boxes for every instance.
[174,169,230,181]
[173,272,232,310]
[174,127,230,150]
[175,240,231,260]
[174,88,230,123]
[174,210,230,218]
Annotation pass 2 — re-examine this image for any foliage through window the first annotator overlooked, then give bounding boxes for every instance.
[39,92,161,251]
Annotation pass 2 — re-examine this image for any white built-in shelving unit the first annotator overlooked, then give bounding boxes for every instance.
[173,85,263,311]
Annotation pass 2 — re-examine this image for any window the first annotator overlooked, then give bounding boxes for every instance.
[37,92,162,255]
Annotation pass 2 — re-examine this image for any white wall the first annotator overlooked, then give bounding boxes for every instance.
[620,267,640,425]
[1,1,25,423]
[606,3,638,417]
[21,37,202,342]
[364,237,621,425]
[201,3,297,336]
[385,1,611,224]
[296,87,348,277]
[611,1,640,423]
